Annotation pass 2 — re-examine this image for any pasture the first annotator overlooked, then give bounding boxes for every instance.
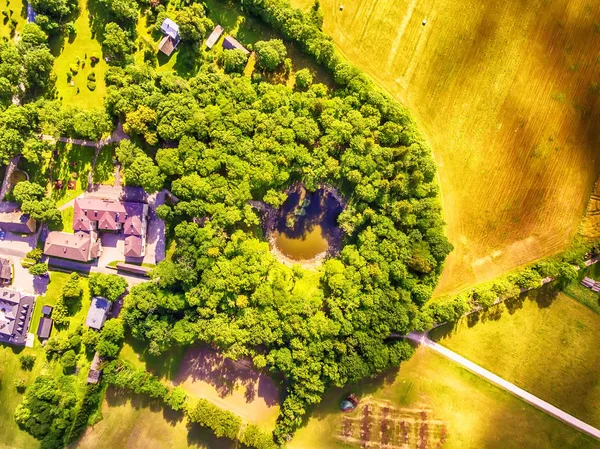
[431,291,600,428]
[290,346,600,449]
[291,0,600,296]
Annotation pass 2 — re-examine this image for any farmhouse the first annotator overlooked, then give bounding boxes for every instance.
[73,198,148,258]
[0,257,12,285]
[0,203,36,233]
[86,296,111,330]
[0,288,35,346]
[44,231,101,262]
[222,36,250,55]
[158,18,181,56]
[205,25,224,49]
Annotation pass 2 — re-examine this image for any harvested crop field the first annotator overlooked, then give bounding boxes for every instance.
[174,346,280,429]
[292,0,600,296]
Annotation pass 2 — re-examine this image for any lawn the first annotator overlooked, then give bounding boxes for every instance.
[60,206,75,233]
[71,388,234,449]
[0,0,26,41]
[51,0,108,110]
[50,143,95,207]
[290,346,600,449]
[430,291,600,429]
[0,271,93,449]
[291,0,600,297]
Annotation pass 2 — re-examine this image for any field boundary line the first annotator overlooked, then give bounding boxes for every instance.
[406,332,600,441]
[385,0,419,71]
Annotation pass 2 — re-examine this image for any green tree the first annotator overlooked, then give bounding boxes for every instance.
[102,22,135,65]
[175,4,213,44]
[28,263,48,276]
[61,349,77,372]
[88,273,127,302]
[294,68,313,89]
[254,39,287,71]
[221,49,248,74]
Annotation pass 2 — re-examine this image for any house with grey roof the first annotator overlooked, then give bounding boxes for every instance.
[86,297,111,330]
[0,257,12,285]
[0,288,35,345]
[158,18,181,56]
[37,316,53,340]
[0,203,36,234]
[44,231,101,262]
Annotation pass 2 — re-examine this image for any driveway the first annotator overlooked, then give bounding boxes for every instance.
[1,255,49,295]
[141,190,166,265]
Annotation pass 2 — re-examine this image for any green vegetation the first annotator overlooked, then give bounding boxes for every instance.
[88,273,128,302]
[60,206,74,233]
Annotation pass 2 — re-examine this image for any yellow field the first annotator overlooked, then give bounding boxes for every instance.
[292,0,600,296]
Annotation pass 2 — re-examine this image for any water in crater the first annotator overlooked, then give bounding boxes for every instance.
[271,185,344,262]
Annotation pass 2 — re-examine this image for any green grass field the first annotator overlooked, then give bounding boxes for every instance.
[0,272,94,449]
[52,0,108,110]
[59,206,75,233]
[0,0,26,41]
[431,292,600,429]
[290,346,600,449]
[291,0,600,297]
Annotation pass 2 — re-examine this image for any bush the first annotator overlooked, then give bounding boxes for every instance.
[28,262,48,276]
[87,81,96,91]
[14,378,26,393]
[294,68,313,89]
[26,247,43,261]
[220,49,248,73]
[187,399,242,439]
[87,71,96,81]
[19,354,36,371]
[61,350,77,373]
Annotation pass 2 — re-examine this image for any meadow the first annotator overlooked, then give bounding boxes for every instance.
[289,346,600,449]
[431,291,600,429]
[291,0,600,297]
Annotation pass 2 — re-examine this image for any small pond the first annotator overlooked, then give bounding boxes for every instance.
[270,184,345,263]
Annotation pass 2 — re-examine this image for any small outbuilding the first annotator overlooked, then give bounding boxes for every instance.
[0,257,12,285]
[42,305,53,317]
[86,297,111,330]
[205,25,224,49]
[87,352,103,384]
[37,316,53,340]
[222,36,250,55]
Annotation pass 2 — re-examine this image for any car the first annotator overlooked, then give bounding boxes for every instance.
[0,228,5,240]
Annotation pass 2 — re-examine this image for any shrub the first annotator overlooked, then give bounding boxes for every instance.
[87,81,96,91]
[61,350,77,372]
[187,399,242,439]
[19,354,36,371]
[26,248,43,261]
[28,262,48,276]
[87,71,96,81]
[294,68,313,89]
[14,378,26,393]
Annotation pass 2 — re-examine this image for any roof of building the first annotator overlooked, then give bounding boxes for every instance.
[0,203,36,233]
[42,305,53,316]
[87,351,102,383]
[222,36,250,55]
[116,262,152,277]
[158,35,177,56]
[124,215,143,235]
[124,235,144,258]
[73,198,146,233]
[205,25,224,49]
[44,231,99,262]
[0,257,11,281]
[37,316,53,339]
[86,297,111,330]
[160,18,180,40]
[0,288,34,345]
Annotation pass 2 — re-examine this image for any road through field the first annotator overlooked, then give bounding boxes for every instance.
[292,0,600,296]
[406,332,600,441]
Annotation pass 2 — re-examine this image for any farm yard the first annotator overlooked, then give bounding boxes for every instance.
[291,0,600,297]
[289,347,600,449]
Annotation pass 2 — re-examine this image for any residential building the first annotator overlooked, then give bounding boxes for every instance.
[0,257,11,285]
[0,203,36,233]
[86,296,111,330]
[0,288,35,345]
[73,198,148,258]
[222,36,250,55]
[44,231,101,262]
[158,18,181,56]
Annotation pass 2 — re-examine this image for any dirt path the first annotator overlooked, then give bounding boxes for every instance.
[406,332,600,441]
